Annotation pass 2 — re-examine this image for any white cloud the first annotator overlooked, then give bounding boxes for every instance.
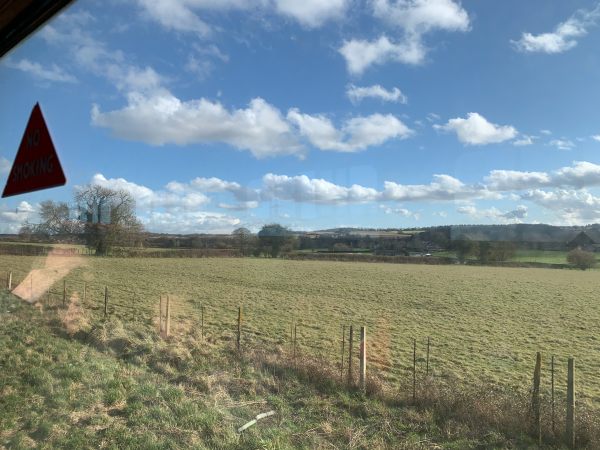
[592,135,600,142]
[426,112,441,122]
[512,5,600,54]
[0,157,11,176]
[339,35,426,75]
[92,94,303,158]
[485,161,600,191]
[84,173,250,233]
[3,58,76,83]
[549,139,575,150]
[382,174,498,202]
[457,204,528,223]
[372,0,470,33]
[540,129,552,135]
[261,173,380,204]
[143,210,240,234]
[287,110,412,152]
[339,0,470,74]
[379,204,419,219]
[90,174,211,210]
[521,189,600,225]
[136,0,347,33]
[485,169,551,191]
[434,112,517,145]
[137,0,212,36]
[218,201,259,210]
[40,17,164,95]
[274,0,349,27]
[346,84,407,104]
[0,201,37,232]
[513,135,536,146]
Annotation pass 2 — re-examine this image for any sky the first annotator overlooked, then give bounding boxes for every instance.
[2,0,600,233]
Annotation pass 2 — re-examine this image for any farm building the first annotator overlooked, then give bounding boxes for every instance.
[567,231,598,252]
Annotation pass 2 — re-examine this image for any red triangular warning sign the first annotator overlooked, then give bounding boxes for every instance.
[2,103,66,197]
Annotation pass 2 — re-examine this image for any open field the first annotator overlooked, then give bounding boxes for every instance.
[3,255,600,409]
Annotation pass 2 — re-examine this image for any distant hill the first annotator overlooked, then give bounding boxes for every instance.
[447,224,600,243]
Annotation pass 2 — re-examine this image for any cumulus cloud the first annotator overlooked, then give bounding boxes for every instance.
[346,84,408,104]
[339,35,426,75]
[485,161,600,191]
[261,173,380,203]
[434,112,517,145]
[92,94,303,158]
[84,173,249,233]
[3,58,77,83]
[457,204,528,223]
[372,0,470,32]
[340,0,470,74]
[218,201,259,210]
[136,0,348,33]
[90,174,211,210]
[70,160,600,229]
[143,210,240,233]
[274,0,349,27]
[382,174,498,202]
[379,204,420,219]
[485,169,551,191]
[512,4,600,54]
[521,189,600,225]
[40,14,165,95]
[513,135,536,146]
[0,201,37,233]
[549,139,575,150]
[0,157,11,176]
[287,110,412,152]
[136,0,212,36]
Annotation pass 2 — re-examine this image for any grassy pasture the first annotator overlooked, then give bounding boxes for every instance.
[3,255,600,409]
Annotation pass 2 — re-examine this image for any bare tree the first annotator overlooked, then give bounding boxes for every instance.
[38,200,81,236]
[75,185,143,255]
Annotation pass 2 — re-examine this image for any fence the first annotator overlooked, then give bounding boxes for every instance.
[1,266,593,448]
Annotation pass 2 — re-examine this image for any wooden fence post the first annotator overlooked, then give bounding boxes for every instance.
[426,337,430,376]
[159,295,164,334]
[63,280,67,306]
[551,355,555,435]
[340,325,346,382]
[30,274,33,301]
[201,304,204,340]
[413,338,417,402]
[531,352,542,446]
[7,271,12,290]
[104,286,108,317]
[566,357,575,449]
[359,326,366,391]
[237,306,242,351]
[165,295,171,337]
[293,323,297,364]
[347,325,354,386]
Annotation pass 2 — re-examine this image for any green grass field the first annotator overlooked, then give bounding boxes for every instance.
[3,256,600,402]
[2,255,600,447]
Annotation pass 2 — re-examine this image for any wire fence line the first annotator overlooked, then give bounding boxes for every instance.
[0,266,592,447]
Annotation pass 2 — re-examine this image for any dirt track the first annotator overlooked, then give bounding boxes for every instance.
[11,251,86,303]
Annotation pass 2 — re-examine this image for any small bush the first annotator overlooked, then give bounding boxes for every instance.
[567,248,597,270]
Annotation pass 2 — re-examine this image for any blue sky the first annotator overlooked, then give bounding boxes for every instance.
[2,0,600,233]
